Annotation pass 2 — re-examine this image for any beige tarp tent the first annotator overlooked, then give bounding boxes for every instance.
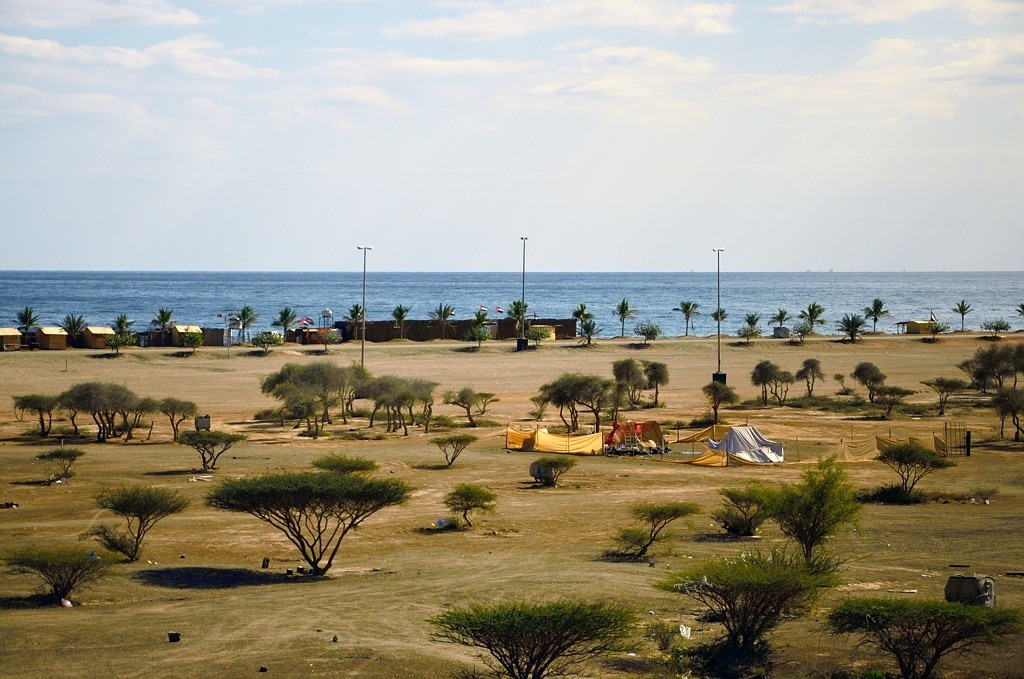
[678,425,730,443]
[505,426,603,455]
[793,434,948,464]
[684,448,727,466]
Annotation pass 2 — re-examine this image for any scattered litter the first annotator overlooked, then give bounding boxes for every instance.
[627,652,636,657]
[258,666,268,672]
[179,554,185,559]
[887,589,918,594]
[1006,572,1024,578]
[679,625,692,639]
[168,632,181,643]
[949,564,970,568]
[60,598,73,608]
[332,635,338,643]
[648,611,656,615]
[0,502,18,509]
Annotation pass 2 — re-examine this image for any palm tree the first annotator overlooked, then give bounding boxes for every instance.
[1017,303,1024,320]
[506,300,528,338]
[837,313,867,342]
[861,299,889,333]
[15,306,39,342]
[672,301,700,336]
[613,298,636,337]
[712,307,727,324]
[271,307,298,340]
[392,304,410,339]
[58,314,87,347]
[232,305,258,343]
[345,304,365,340]
[769,308,790,328]
[798,302,826,332]
[151,307,175,347]
[572,303,593,326]
[579,318,600,346]
[429,303,455,340]
[113,314,135,334]
[953,300,972,332]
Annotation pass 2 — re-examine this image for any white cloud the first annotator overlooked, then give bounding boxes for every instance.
[0,0,201,29]
[313,84,405,109]
[0,33,278,80]
[0,83,149,123]
[383,0,735,40]
[770,0,1024,24]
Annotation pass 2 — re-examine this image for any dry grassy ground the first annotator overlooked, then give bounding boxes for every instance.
[1,334,1023,678]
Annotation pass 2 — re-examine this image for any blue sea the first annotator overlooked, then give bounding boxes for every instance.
[0,271,1020,338]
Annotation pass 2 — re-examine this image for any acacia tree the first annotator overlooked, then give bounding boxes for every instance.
[432,433,478,466]
[953,300,972,331]
[36,448,85,479]
[13,394,59,436]
[443,387,481,427]
[702,381,738,424]
[431,600,634,679]
[5,545,110,603]
[770,457,859,564]
[206,472,412,576]
[613,298,636,337]
[673,301,700,336]
[993,388,1024,441]
[612,358,646,407]
[58,381,138,442]
[531,456,577,486]
[921,377,968,416]
[795,358,824,397]
[86,485,189,561]
[159,397,198,442]
[712,481,775,537]
[751,360,779,406]
[443,483,497,527]
[851,362,887,402]
[827,598,1023,679]
[862,299,889,333]
[613,501,700,559]
[660,549,833,656]
[641,360,669,407]
[875,385,915,418]
[177,430,246,470]
[876,443,956,496]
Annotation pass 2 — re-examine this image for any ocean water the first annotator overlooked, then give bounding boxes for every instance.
[0,271,1020,338]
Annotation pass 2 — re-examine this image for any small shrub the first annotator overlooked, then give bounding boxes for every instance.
[970,486,999,501]
[612,501,700,558]
[443,483,497,527]
[312,454,378,475]
[645,620,678,652]
[430,414,457,429]
[86,485,189,561]
[36,447,86,479]
[531,456,577,486]
[5,545,111,603]
[712,481,774,536]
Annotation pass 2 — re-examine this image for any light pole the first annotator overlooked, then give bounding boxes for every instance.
[357,245,373,367]
[519,236,528,350]
[712,247,725,383]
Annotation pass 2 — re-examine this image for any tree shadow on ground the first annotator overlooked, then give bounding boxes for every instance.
[412,463,453,471]
[132,567,313,590]
[0,593,59,610]
[142,469,198,476]
[88,353,123,359]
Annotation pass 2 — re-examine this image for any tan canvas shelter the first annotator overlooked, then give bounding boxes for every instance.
[171,325,202,347]
[35,327,67,350]
[505,426,603,455]
[0,328,21,350]
[83,326,115,349]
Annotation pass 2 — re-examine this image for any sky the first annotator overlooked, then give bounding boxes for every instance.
[1,0,1022,273]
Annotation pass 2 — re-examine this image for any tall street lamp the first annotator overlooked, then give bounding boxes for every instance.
[713,247,726,384]
[357,245,373,367]
[518,236,528,351]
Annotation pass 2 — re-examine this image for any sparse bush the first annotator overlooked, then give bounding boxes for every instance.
[443,483,497,527]
[531,456,577,486]
[970,486,999,501]
[312,454,378,475]
[771,456,860,563]
[36,447,85,479]
[645,620,678,652]
[250,330,283,354]
[528,395,548,420]
[876,443,955,496]
[827,597,1024,679]
[86,485,189,562]
[430,414,457,429]
[4,545,111,603]
[612,501,700,558]
[712,481,775,536]
[432,434,478,467]
[430,600,635,679]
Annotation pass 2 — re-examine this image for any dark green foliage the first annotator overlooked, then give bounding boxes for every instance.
[578,318,600,346]
[206,472,412,575]
[613,501,699,558]
[58,381,139,442]
[876,443,955,495]
[838,313,867,342]
[177,430,246,470]
[953,300,972,331]
[537,373,614,432]
[87,485,189,561]
[712,481,775,536]
[464,325,490,347]
[634,321,661,345]
[862,299,889,333]
[312,454,378,475]
[993,387,1024,441]
[432,433,478,466]
[673,301,700,336]
[645,620,678,653]
[851,362,887,402]
[271,306,298,337]
[430,303,456,339]
[443,483,497,527]
[250,330,282,354]
[796,358,824,397]
[921,377,968,416]
[104,331,136,355]
[614,298,637,337]
[4,545,110,602]
[444,387,481,427]
[261,362,369,433]
[641,360,669,407]
[856,483,927,505]
[58,314,87,345]
[612,358,646,407]
[13,394,60,436]
[660,549,834,656]
[36,447,85,479]
[798,302,826,330]
[533,456,577,486]
[771,457,860,563]
[179,331,203,353]
[430,599,635,679]
[981,319,1010,338]
[525,325,551,347]
[827,597,1024,679]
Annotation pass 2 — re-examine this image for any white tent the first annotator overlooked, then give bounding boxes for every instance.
[708,426,784,464]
